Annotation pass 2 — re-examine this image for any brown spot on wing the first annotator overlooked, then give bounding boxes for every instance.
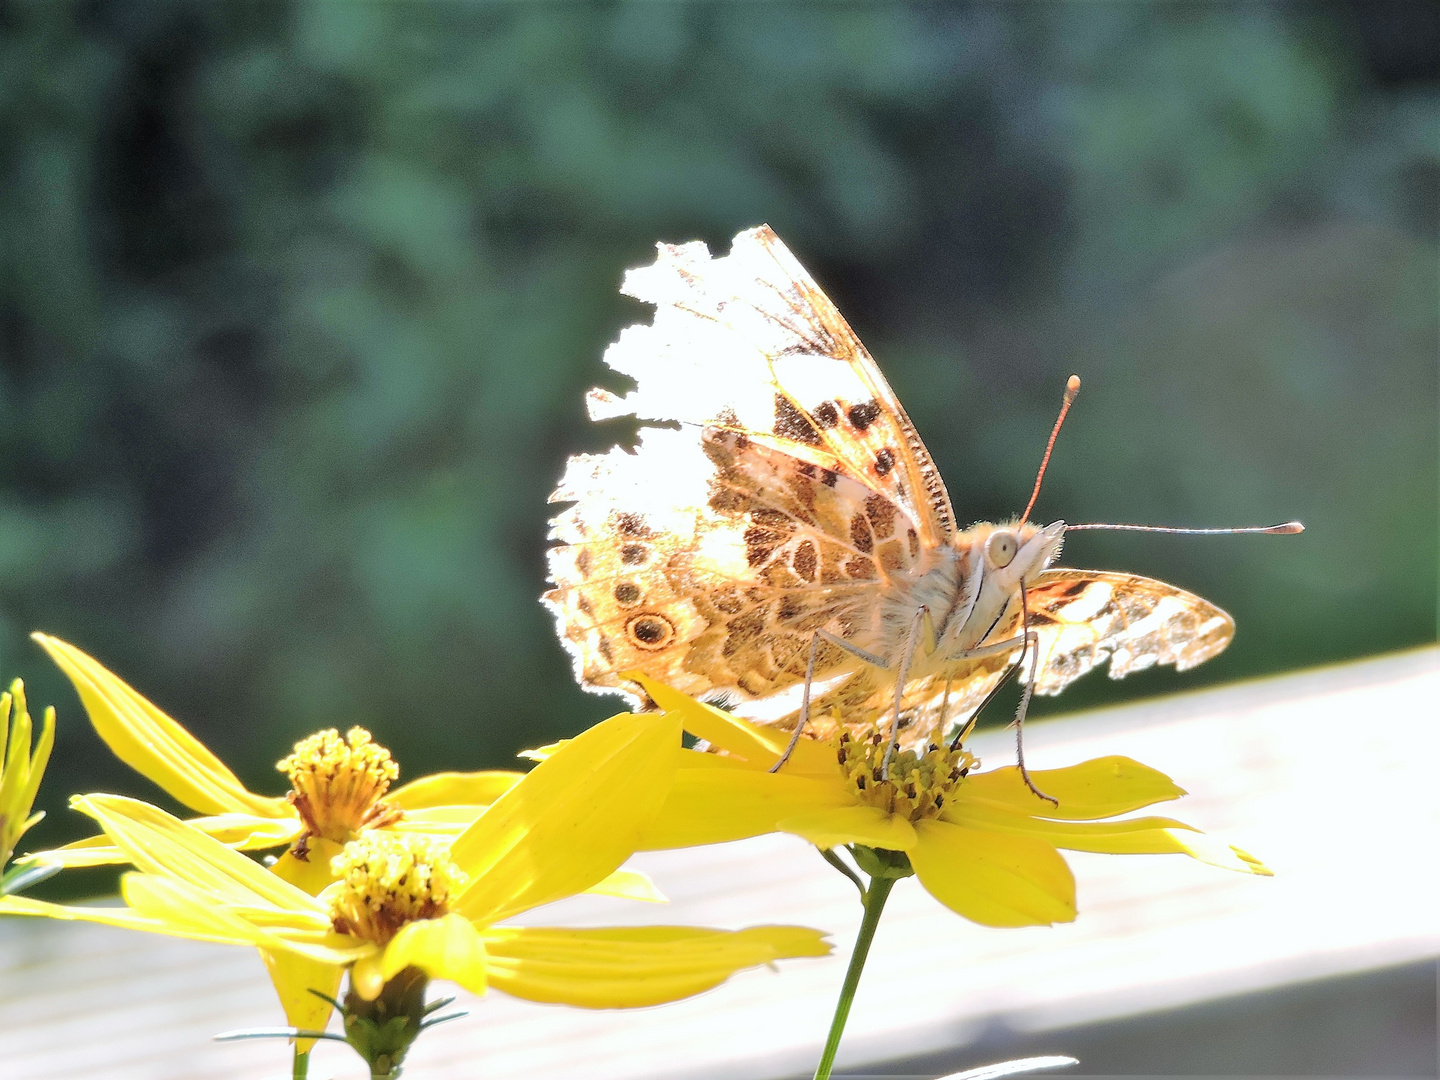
[813,401,841,428]
[773,395,823,446]
[849,513,873,553]
[847,400,881,430]
[864,495,896,539]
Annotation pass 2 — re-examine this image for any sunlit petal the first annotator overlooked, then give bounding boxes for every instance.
[586,868,667,903]
[634,674,835,777]
[75,794,327,918]
[33,634,282,818]
[382,914,488,996]
[777,804,918,851]
[910,819,1075,927]
[387,770,525,810]
[261,947,345,1052]
[641,768,849,850]
[31,814,303,870]
[451,711,680,925]
[270,841,346,897]
[960,757,1185,820]
[481,924,830,1008]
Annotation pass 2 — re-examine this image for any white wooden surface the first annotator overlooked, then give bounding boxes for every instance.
[2,647,1436,1080]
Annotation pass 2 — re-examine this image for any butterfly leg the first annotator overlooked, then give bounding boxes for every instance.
[1011,584,1058,805]
[881,606,930,779]
[769,630,888,773]
[768,633,820,774]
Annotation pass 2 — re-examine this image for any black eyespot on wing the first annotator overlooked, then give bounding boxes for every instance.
[620,543,648,565]
[813,401,841,428]
[874,448,895,476]
[626,613,675,650]
[613,582,641,606]
[847,400,881,431]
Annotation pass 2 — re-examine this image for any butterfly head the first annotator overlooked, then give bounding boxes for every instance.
[961,519,1066,634]
[980,519,1065,579]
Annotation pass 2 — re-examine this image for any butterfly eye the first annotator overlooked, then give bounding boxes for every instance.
[985,530,1019,569]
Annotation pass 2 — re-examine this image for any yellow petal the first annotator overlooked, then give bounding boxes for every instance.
[450,711,680,925]
[75,794,328,921]
[262,948,345,1052]
[641,768,850,850]
[481,924,830,1008]
[270,840,345,897]
[0,891,184,935]
[631,675,836,778]
[777,804,918,851]
[382,914,488,996]
[30,813,302,870]
[585,868,667,903]
[517,740,567,762]
[351,952,387,1001]
[33,634,282,818]
[944,801,1265,866]
[1164,830,1274,875]
[961,757,1184,820]
[909,819,1075,927]
[119,874,293,948]
[387,770,525,810]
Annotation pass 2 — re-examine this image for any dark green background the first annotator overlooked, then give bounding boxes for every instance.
[1,2,1435,884]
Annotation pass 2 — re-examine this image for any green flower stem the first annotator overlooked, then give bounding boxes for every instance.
[812,872,896,1080]
[291,1048,309,1080]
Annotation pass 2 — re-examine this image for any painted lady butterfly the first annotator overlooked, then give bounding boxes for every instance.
[545,225,1292,757]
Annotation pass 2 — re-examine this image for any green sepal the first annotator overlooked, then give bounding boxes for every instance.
[850,844,915,881]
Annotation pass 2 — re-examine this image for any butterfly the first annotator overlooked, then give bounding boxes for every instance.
[544,225,1259,760]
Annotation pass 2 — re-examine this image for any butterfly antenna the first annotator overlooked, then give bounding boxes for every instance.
[1065,521,1304,535]
[1021,375,1081,523]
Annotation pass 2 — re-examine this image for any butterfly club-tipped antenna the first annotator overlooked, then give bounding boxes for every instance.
[1065,521,1305,536]
[998,375,1081,804]
[1020,374,1081,524]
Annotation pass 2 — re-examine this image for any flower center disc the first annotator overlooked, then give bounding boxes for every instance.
[838,729,974,823]
[278,726,404,844]
[328,833,468,945]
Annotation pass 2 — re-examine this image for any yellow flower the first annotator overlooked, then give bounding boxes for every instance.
[29,633,528,880]
[0,679,54,890]
[0,709,830,1038]
[633,677,1270,928]
[25,633,666,1048]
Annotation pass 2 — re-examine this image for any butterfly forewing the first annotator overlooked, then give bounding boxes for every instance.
[1023,569,1235,694]
[548,226,955,705]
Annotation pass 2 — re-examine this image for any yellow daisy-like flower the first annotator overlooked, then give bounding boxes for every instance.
[0,679,54,890]
[28,634,528,880]
[23,634,665,1048]
[633,676,1270,928]
[0,709,830,1043]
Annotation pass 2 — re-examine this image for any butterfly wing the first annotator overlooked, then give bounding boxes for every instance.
[1022,568,1235,693]
[838,569,1234,750]
[587,225,955,542]
[546,226,950,706]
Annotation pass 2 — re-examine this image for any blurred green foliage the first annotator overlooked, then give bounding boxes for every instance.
[0,2,1435,885]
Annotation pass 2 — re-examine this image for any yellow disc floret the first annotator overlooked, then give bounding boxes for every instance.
[277,727,403,846]
[837,727,976,823]
[328,833,468,946]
